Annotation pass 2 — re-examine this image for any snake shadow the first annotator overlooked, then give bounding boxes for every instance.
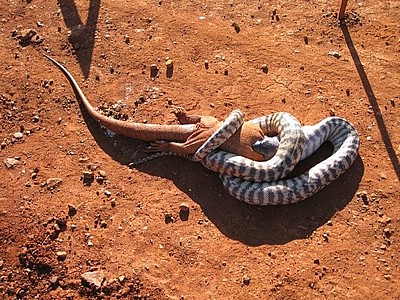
[81,108,364,246]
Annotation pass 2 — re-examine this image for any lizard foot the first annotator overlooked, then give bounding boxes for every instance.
[145,140,171,152]
[171,106,192,124]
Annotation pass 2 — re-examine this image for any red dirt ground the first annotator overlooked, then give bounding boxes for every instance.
[0,0,399,299]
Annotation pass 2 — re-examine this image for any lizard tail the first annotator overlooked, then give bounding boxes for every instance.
[129,152,192,167]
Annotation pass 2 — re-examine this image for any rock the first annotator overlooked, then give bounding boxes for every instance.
[179,202,190,212]
[49,276,59,288]
[328,51,341,59]
[68,204,77,216]
[0,259,3,269]
[98,170,106,177]
[32,115,40,123]
[82,171,94,186]
[164,212,173,224]
[383,274,392,280]
[46,177,62,190]
[383,228,393,238]
[1,142,6,149]
[4,157,19,169]
[13,132,23,139]
[261,64,268,74]
[328,108,335,116]
[232,22,241,33]
[110,199,116,208]
[100,220,107,228]
[104,190,111,197]
[165,59,173,68]
[204,60,209,69]
[150,64,159,78]
[81,271,105,290]
[56,251,67,261]
[242,274,251,285]
[357,190,369,204]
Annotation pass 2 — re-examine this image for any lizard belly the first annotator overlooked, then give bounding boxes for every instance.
[219,123,265,161]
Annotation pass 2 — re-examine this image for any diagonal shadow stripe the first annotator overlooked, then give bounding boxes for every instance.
[341,23,400,181]
[58,0,100,79]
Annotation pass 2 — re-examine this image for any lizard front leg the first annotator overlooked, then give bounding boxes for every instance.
[145,140,195,155]
[171,106,202,124]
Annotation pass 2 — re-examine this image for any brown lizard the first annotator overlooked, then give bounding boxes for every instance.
[44,54,268,161]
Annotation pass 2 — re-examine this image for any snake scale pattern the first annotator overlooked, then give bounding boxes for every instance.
[215,115,360,205]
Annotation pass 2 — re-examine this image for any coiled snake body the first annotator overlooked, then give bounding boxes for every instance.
[216,116,360,205]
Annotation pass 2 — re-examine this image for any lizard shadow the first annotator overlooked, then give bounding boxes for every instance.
[81,109,364,246]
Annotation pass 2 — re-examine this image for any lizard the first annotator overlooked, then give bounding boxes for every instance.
[44,54,272,161]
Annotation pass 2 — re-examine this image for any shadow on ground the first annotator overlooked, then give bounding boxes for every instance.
[81,109,364,246]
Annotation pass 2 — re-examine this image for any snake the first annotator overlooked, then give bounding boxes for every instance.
[218,116,360,205]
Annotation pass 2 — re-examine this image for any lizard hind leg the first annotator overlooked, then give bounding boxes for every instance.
[171,105,202,124]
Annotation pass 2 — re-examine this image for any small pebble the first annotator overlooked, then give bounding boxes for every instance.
[232,22,241,33]
[49,276,59,287]
[204,60,209,69]
[110,199,116,208]
[328,50,341,59]
[164,212,173,224]
[104,190,111,197]
[46,177,63,190]
[179,202,190,212]
[68,204,77,216]
[150,64,159,77]
[224,69,229,76]
[81,271,105,290]
[328,108,335,116]
[242,274,251,285]
[56,251,67,261]
[261,64,268,74]
[13,132,23,139]
[165,59,173,68]
[100,220,107,228]
[82,171,94,185]
[4,157,19,169]
[383,228,392,238]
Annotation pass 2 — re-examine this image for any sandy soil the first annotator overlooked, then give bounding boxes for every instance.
[0,0,399,299]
